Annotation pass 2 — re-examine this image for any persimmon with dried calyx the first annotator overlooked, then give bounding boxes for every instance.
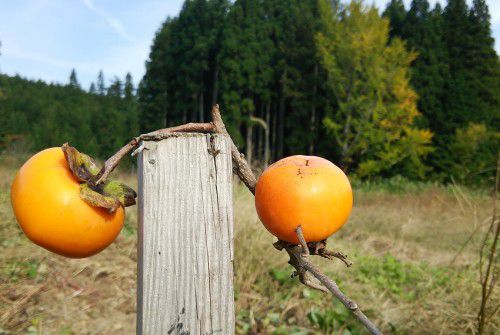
[10,144,136,258]
[255,155,352,243]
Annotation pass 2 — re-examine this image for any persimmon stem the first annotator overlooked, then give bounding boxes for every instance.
[97,104,381,334]
[296,226,309,256]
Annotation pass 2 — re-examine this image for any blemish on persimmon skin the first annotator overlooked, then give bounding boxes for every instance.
[305,159,310,166]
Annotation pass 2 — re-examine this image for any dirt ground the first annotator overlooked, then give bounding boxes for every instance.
[0,154,497,334]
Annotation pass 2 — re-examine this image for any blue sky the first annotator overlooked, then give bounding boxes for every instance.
[1,0,499,89]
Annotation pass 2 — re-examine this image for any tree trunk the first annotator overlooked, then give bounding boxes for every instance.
[164,105,168,127]
[271,102,277,161]
[246,108,253,166]
[277,88,285,159]
[341,114,352,171]
[265,102,271,167]
[182,109,187,124]
[190,95,197,122]
[212,65,219,107]
[256,102,263,163]
[309,64,318,155]
[249,115,270,169]
[198,91,204,122]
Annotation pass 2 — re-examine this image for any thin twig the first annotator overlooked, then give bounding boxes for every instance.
[93,105,258,193]
[318,249,353,267]
[92,123,215,185]
[0,284,46,325]
[296,226,310,255]
[303,257,381,335]
[477,153,499,335]
[95,104,381,334]
[211,104,257,194]
[305,239,353,267]
[140,122,214,140]
[274,228,381,334]
[449,218,488,267]
[216,103,379,333]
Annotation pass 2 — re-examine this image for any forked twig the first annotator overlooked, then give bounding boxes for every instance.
[92,122,215,185]
[92,105,257,193]
[97,104,381,334]
[273,226,381,334]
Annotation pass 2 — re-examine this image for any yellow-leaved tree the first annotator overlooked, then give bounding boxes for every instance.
[316,0,433,178]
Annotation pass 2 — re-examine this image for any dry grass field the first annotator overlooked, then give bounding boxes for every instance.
[0,153,497,334]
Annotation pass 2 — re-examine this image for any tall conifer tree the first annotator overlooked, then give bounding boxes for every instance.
[68,69,80,89]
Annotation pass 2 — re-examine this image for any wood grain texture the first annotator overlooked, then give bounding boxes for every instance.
[137,133,234,335]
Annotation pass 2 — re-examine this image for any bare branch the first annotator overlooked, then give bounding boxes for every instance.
[274,230,381,335]
[250,115,268,131]
[477,153,499,335]
[304,239,353,267]
[140,122,214,140]
[214,104,379,333]
[301,272,329,293]
[318,249,353,267]
[94,103,381,334]
[211,104,257,194]
[92,123,215,185]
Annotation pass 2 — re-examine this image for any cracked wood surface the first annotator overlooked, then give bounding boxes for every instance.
[137,133,235,335]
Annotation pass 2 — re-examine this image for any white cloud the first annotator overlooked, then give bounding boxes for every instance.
[80,0,134,42]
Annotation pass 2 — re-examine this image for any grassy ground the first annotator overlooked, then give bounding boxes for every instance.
[0,153,497,334]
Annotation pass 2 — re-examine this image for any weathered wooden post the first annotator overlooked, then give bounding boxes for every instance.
[137,133,235,334]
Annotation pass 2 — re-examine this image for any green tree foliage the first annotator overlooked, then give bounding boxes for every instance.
[218,0,274,146]
[68,69,81,89]
[89,83,97,94]
[138,0,230,133]
[97,70,106,95]
[138,17,174,132]
[394,0,448,131]
[0,80,7,151]
[384,0,406,37]
[450,123,499,184]
[316,0,433,178]
[140,0,498,180]
[269,0,328,158]
[466,0,500,128]
[2,0,498,184]
[0,71,139,159]
[140,0,332,166]
[385,0,500,183]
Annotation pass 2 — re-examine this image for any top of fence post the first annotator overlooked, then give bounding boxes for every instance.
[137,132,234,335]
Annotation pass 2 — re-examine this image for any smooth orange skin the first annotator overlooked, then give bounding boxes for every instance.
[11,147,124,258]
[255,155,353,243]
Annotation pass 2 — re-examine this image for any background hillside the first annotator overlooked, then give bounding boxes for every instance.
[0,0,499,186]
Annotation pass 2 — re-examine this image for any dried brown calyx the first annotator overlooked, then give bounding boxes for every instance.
[62,143,136,213]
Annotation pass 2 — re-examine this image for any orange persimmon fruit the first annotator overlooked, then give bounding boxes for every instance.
[255,155,352,243]
[10,147,125,258]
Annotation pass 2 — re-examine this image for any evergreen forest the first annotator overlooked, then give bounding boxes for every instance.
[1,0,498,185]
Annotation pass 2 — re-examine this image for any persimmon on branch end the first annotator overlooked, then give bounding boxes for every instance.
[96,104,381,335]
